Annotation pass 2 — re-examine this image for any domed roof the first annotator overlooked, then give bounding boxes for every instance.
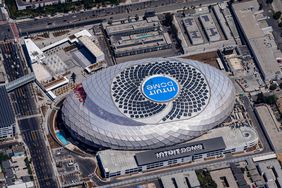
[61,58,236,150]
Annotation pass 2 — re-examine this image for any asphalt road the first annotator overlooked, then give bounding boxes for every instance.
[0,42,58,187]
[240,96,272,152]
[19,117,58,188]
[17,0,223,34]
[0,23,15,41]
[0,42,37,117]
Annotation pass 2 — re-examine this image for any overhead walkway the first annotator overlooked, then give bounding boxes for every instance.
[5,72,35,92]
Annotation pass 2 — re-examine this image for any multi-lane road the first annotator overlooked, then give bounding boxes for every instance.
[19,117,58,188]
[16,0,223,34]
[0,42,58,188]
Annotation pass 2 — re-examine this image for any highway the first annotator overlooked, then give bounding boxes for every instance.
[0,42,58,188]
[16,0,223,34]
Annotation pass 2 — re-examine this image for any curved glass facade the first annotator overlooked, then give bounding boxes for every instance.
[61,58,236,150]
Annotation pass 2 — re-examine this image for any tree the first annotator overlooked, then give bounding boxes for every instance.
[269,83,277,90]
[71,72,76,83]
[255,93,277,105]
[279,82,282,89]
[265,95,277,105]
[135,14,139,21]
[163,13,173,27]
[266,0,273,4]
[273,11,282,20]
[259,3,263,10]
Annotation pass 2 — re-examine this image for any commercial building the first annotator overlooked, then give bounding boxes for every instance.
[174,4,236,55]
[112,32,172,57]
[160,171,200,188]
[103,17,161,37]
[0,86,15,139]
[183,17,204,45]
[78,36,105,63]
[103,16,172,57]
[199,14,221,42]
[61,57,235,150]
[232,0,282,81]
[97,126,258,178]
[254,105,282,152]
[24,29,104,84]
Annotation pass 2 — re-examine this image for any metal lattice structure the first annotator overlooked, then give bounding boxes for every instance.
[61,58,236,150]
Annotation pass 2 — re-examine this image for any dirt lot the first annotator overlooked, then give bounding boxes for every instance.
[182,51,220,69]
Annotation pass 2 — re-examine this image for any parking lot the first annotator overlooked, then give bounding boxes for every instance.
[52,147,83,187]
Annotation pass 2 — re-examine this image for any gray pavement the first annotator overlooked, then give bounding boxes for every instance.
[240,95,272,152]
[16,0,223,35]
[0,42,58,187]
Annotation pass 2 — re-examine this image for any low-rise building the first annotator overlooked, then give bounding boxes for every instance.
[160,171,200,188]
[183,17,204,45]
[254,105,282,152]
[0,86,16,139]
[97,126,258,178]
[103,16,172,58]
[232,0,282,81]
[199,14,221,42]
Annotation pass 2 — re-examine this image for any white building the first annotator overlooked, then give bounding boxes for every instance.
[61,57,236,150]
[97,126,259,178]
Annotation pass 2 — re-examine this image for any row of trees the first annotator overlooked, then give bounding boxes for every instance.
[6,0,119,18]
[273,11,282,27]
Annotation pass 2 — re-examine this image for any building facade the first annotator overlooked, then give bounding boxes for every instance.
[97,126,259,178]
[61,58,235,150]
[0,86,15,139]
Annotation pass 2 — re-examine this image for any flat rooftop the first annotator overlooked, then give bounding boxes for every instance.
[210,168,238,188]
[104,16,160,36]
[199,14,220,42]
[232,0,281,81]
[192,126,258,151]
[0,85,15,129]
[97,150,139,174]
[112,32,172,53]
[97,126,258,173]
[255,105,282,152]
[161,171,200,188]
[183,17,204,45]
[78,36,104,59]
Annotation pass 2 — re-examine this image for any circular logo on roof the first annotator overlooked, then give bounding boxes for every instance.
[142,75,179,103]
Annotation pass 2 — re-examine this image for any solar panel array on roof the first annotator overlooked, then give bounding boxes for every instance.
[112,61,210,121]
[61,57,236,150]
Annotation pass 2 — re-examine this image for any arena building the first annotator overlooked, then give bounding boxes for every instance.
[97,126,259,178]
[61,58,236,150]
